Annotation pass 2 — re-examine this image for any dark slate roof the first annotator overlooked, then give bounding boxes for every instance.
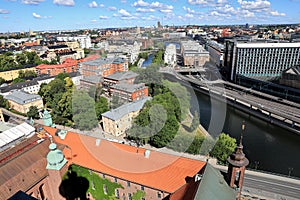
[194,164,236,200]
[0,80,38,93]
[101,96,151,121]
[81,75,103,84]
[47,44,68,49]
[111,82,146,93]
[4,90,42,105]
[105,71,138,81]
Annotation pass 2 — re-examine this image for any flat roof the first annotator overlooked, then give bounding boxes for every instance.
[44,126,206,193]
[236,42,300,48]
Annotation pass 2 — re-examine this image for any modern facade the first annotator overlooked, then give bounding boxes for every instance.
[4,90,43,114]
[224,39,300,82]
[180,40,209,67]
[102,97,151,137]
[56,35,92,49]
[164,44,177,67]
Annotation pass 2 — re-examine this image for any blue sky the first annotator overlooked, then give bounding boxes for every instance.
[0,0,299,32]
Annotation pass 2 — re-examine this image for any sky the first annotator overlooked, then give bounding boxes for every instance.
[0,0,299,32]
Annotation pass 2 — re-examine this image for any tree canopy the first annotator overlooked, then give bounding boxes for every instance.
[210,133,237,164]
[27,106,40,119]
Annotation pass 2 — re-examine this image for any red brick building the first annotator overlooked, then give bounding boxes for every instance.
[80,57,128,77]
[110,82,148,102]
[36,58,79,76]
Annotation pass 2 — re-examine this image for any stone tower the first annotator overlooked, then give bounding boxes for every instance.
[46,143,68,200]
[227,121,249,199]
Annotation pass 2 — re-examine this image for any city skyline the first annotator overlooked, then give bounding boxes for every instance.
[0,0,299,33]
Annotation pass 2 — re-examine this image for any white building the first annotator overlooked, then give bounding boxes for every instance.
[57,35,92,49]
[164,44,177,67]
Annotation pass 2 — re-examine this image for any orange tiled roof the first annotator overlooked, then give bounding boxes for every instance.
[36,59,78,69]
[79,54,100,63]
[44,126,206,193]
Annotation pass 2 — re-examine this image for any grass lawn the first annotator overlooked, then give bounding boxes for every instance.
[62,164,123,200]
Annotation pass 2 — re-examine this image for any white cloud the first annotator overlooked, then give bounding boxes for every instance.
[185,13,194,18]
[113,13,118,17]
[238,0,270,11]
[183,6,195,13]
[53,0,75,6]
[121,0,127,3]
[132,0,173,11]
[91,19,97,23]
[99,15,109,19]
[118,9,132,17]
[210,10,230,17]
[160,9,173,13]
[32,12,41,18]
[132,0,149,7]
[99,4,105,7]
[241,9,255,17]
[107,6,117,11]
[215,4,238,15]
[136,8,155,12]
[88,1,98,8]
[188,0,208,5]
[270,11,286,16]
[0,9,10,14]
[22,0,44,5]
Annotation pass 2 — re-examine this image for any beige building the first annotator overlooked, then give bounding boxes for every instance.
[0,67,37,81]
[4,90,43,114]
[181,40,209,67]
[101,97,151,137]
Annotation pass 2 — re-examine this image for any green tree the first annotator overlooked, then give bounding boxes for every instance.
[56,73,70,81]
[210,133,237,164]
[0,77,5,85]
[15,53,27,67]
[95,96,109,119]
[18,70,37,79]
[12,77,25,84]
[0,95,8,108]
[72,90,98,131]
[27,106,40,119]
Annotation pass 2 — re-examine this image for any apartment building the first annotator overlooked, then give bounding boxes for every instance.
[80,57,128,77]
[224,39,300,82]
[36,58,79,76]
[164,44,177,67]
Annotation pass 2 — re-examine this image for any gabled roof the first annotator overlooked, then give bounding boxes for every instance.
[44,126,206,193]
[102,97,151,121]
[194,164,236,200]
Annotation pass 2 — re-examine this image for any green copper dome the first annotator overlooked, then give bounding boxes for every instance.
[46,143,67,170]
[43,109,53,127]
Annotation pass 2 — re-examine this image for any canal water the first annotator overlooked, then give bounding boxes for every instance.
[192,87,300,178]
[141,54,153,68]
[165,74,300,178]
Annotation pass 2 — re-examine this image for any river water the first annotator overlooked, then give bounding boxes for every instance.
[165,74,300,178]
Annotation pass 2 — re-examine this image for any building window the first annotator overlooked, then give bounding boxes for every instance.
[127,181,131,187]
[103,174,106,179]
[114,177,118,183]
[157,192,161,198]
[128,193,132,200]
[115,189,120,198]
[103,184,108,195]
[141,185,144,191]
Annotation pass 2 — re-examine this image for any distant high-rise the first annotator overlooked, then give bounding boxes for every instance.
[224,38,300,82]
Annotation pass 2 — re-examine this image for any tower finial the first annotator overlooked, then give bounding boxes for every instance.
[240,120,245,146]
